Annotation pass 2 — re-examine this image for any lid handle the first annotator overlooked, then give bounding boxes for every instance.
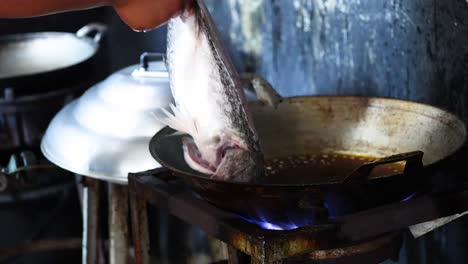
[132,52,168,78]
[76,23,107,43]
[140,52,166,71]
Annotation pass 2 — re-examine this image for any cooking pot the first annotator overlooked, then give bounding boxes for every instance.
[0,23,107,95]
[0,23,107,152]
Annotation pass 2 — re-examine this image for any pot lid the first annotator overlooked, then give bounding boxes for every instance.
[41,53,172,184]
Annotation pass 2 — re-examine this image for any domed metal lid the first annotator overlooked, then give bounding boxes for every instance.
[41,53,172,184]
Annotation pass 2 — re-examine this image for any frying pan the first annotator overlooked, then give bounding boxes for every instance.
[150,96,467,226]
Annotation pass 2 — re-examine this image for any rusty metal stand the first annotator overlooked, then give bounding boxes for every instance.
[127,169,340,264]
[0,239,82,258]
[209,239,228,262]
[227,246,249,264]
[80,178,132,264]
[128,168,468,264]
[129,187,150,264]
[109,183,129,264]
[82,177,103,264]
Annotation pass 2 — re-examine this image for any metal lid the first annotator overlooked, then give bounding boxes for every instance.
[41,53,172,184]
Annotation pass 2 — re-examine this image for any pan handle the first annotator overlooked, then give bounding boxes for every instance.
[342,151,424,184]
[76,23,107,43]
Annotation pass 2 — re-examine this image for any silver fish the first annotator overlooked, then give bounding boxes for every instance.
[160,0,264,182]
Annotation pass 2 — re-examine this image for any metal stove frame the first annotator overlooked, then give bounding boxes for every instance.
[128,168,468,264]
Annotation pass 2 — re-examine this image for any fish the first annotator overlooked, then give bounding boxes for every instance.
[159,0,264,182]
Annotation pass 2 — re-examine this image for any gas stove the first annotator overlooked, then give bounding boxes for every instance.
[0,150,75,204]
[128,168,468,264]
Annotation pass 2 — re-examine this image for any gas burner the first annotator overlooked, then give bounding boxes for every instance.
[128,168,468,264]
[0,150,74,204]
[239,191,419,231]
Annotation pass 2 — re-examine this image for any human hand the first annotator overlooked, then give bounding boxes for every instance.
[113,0,192,31]
[0,0,192,31]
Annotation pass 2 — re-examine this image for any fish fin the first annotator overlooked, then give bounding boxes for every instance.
[241,73,283,108]
[154,103,199,138]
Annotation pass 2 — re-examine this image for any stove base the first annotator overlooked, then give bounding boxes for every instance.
[128,169,409,264]
[222,232,402,264]
[295,232,402,264]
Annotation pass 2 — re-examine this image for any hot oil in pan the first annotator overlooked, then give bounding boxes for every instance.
[262,153,405,184]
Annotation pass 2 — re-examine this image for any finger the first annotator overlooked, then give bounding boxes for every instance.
[113,0,192,31]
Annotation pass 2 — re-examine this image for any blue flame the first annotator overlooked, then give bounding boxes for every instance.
[240,193,419,230]
[258,221,300,230]
[323,202,337,219]
[241,216,302,230]
[237,212,314,231]
[401,192,417,202]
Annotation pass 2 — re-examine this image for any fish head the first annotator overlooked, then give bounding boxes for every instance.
[182,135,264,182]
[214,147,264,182]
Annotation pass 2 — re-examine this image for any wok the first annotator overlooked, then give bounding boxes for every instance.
[150,96,467,226]
[0,23,106,95]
